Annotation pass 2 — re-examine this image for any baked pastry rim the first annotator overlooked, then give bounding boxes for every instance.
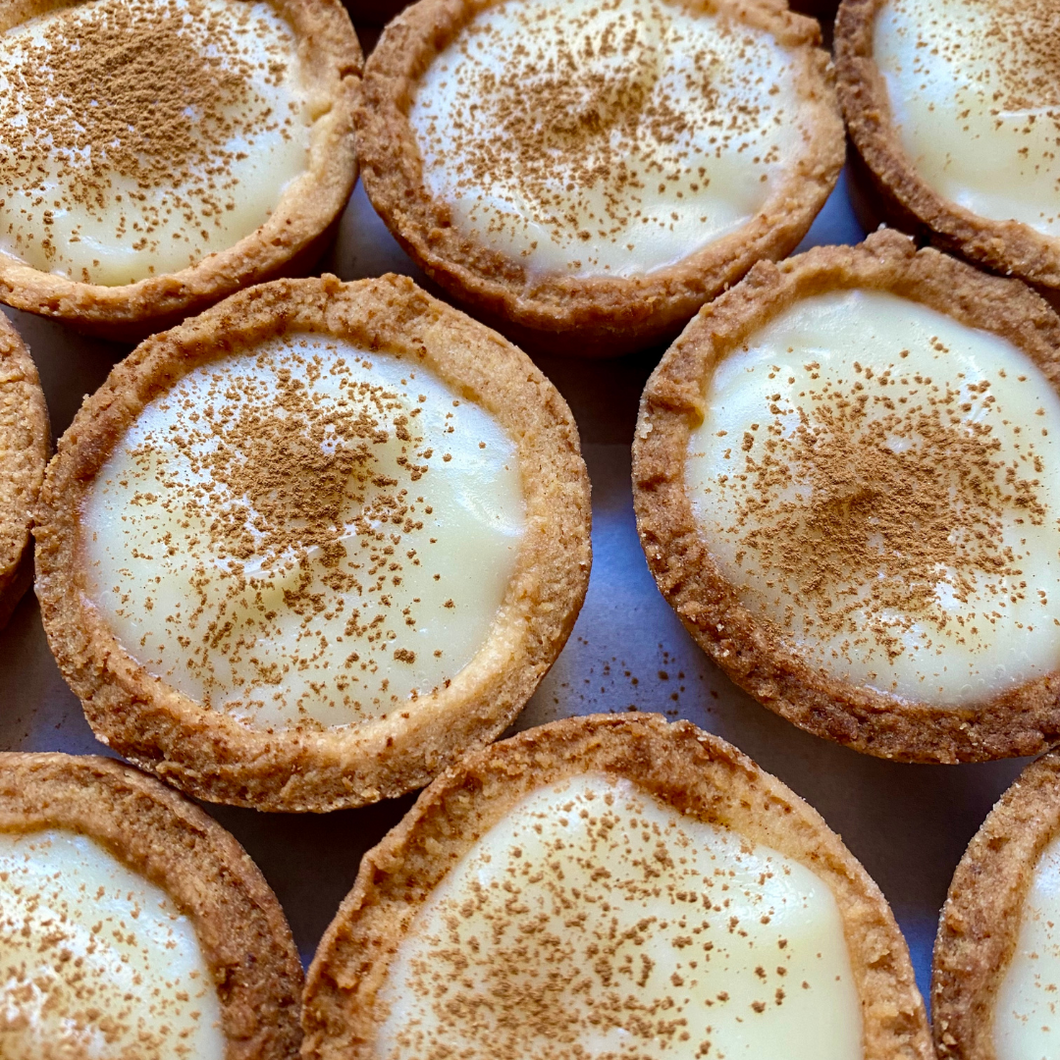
[932,752,1060,1060]
[354,0,845,355]
[0,751,303,1060]
[632,228,1060,764]
[301,711,932,1060]
[0,0,363,340]
[33,273,592,812]
[835,0,1060,288]
[0,315,48,629]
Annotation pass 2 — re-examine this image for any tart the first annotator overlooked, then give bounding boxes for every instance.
[0,751,303,1059]
[0,313,47,629]
[34,273,592,812]
[0,0,362,340]
[633,229,1060,763]
[302,712,932,1060]
[355,0,844,357]
[836,0,1060,289]
[934,751,1060,1060]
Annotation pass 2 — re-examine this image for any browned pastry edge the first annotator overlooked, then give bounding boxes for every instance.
[0,751,304,1059]
[0,0,363,341]
[835,0,1060,289]
[932,752,1060,1059]
[632,228,1060,763]
[354,0,845,358]
[0,313,48,629]
[301,712,933,1059]
[34,273,592,812]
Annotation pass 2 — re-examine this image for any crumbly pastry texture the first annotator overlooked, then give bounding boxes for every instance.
[933,751,1060,1059]
[34,273,592,812]
[0,0,362,340]
[301,712,933,1060]
[836,0,1060,288]
[0,314,47,629]
[632,228,1060,762]
[0,751,303,1058]
[355,0,844,357]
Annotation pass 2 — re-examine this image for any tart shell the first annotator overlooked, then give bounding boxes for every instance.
[301,712,933,1060]
[0,751,304,1059]
[355,0,845,357]
[34,273,592,812]
[632,228,1060,763]
[0,0,363,342]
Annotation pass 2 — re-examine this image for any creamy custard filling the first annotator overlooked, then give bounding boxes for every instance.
[0,0,311,285]
[995,833,1060,1060]
[875,0,1060,236]
[410,0,806,279]
[686,289,1060,705]
[0,828,223,1060]
[378,773,863,1060]
[81,336,526,731]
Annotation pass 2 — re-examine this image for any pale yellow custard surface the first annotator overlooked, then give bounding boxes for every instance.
[409,0,807,278]
[874,0,1060,236]
[0,828,224,1060]
[0,0,311,285]
[995,833,1060,1060]
[377,772,863,1060]
[686,289,1060,706]
[80,334,525,732]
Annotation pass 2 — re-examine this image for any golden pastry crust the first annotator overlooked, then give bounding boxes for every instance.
[0,0,362,342]
[632,228,1060,763]
[0,751,303,1059]
[355,0,844,357]
[933,752,1060,1059]
[0,315,48,630]
[302,712,933,1060]
[835,0,1060,289]
[34,273,592,812]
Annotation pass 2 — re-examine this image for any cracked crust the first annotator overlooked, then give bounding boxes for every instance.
[34,273,592,812]
[301,712,933,1060]
[632,229,1060,763]
[354,0,844,357]
[835,0,1060,289]
[0,314,48,630]
[0,751,303,1059]
[0,0,362,342]
[933,752,1060,1059]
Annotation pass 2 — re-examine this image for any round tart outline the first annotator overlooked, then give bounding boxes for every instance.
[354,0,845,357]
[0,751,303,1059]
[0,0,363,341]
[301,712,933,1060]
[34,273,592,812]
[632,228,1060,763]
[932,751,1060,1060]
[835,0,1060,290]
[0,314,47,629]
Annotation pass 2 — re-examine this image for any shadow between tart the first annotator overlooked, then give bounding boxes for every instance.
[632,228,1060,763]
[33,274,592,812]
[0,0,363,341]
[301,712,932,1060]
[354,0,845,357]
[835,0,1060,290]
[0,751,303,1059]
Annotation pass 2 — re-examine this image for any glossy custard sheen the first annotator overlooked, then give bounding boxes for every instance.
[875,0,1060,236]
[410,0,807,278]
[686,290,1060,706]
[995,833,1060,1059]
[379,773,862,1059]
[0,828,223,1060]
[81,336,525,732]
[0,0,311,285]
